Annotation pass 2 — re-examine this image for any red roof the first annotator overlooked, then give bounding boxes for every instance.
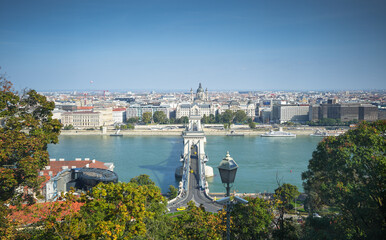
[9,201,83,225]
[77,106,94,110]
[113,108,127,111]
[40,159,109,185]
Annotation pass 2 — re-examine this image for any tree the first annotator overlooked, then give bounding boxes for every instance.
[302,121,386,239]
[79,182,166,239]
[177,116,189,124]
[153,111,167,124]
[127,117,140,124]
[274,183,300,211]
[249,122,256,129]
[233,110,247,123]
[222,110,234,124]
[230,196,273,239]
[170,201,225,239]
[63,124,74,130]
[273,183,300,239]
[130,174,155,186]
[0,76,62,204]
[142,112,152,124]
[167,185,178,199]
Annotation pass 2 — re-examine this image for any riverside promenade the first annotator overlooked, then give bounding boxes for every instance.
[59,125,329,136]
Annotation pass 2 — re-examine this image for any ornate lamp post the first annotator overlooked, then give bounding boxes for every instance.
[218,151,238,197]
[217,151,239,240]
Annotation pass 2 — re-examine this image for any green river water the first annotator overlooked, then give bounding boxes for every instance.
[48,135,322,193]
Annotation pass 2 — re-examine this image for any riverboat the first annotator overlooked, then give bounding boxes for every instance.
[261,127,296,137]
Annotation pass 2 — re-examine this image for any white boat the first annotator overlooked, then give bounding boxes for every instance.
[261,127,296,137]
[310,129,340,137]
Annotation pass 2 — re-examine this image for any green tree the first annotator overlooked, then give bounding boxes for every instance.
[167,185,178,199]
[302,121,386,239]
[79,182,166,239]
[130,174,155,186]
[201,114,209,124]
[249,122,256,129]
[274,183,300,211]
[127,117,140,124]
[153,111,167,124]
[170,201,225,239]
[63,124,74,130]
[127,123,135,130]
[142,112,152,124]
[222,110,234,124]
[0,77,62,204]
[233,110,247,123]
[273,183,300,239]
[177,116,189,124]
[230,196,273,239]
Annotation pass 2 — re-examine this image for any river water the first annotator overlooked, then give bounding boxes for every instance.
[48,135,322,193]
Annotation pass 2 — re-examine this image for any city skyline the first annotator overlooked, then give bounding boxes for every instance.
[1,0,386,92]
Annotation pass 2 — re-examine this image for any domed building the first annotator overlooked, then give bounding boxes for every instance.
[190,83,208,102]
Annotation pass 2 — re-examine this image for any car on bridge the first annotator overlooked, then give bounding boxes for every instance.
[177,207,186,211]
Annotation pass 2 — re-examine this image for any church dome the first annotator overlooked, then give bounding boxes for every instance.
[197,83,204,93]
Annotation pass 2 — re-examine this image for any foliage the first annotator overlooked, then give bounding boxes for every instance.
[222,110,234,124]
[249,122,256,129]
[142,112,152,124]
[153,111,167,124]
[127,123,135,130]
[272,218,302,240]
[130,174,155,186]
[0,76,62,204]
[233,110,247,123]
[63,124,74,130]
[274,183,300,211]
[302,120,386,239]
[230,196,273,240]
[127,117,140,124]
[176,116,189,124]
[170,201,225,239]
[77,182,166,239]
[306,118,358,126]
[167,185,178,199]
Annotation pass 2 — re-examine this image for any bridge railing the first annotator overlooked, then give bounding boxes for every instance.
[167,149,190,205]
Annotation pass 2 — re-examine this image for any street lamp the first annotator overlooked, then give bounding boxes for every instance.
[217,151,238,197]
[217,151,243,240]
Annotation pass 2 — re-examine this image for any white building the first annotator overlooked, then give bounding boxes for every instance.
[272,105,310,123]
[176,103,217,119]
[126,105,170,120]
[61,111,102,128]
[112,108,127,123]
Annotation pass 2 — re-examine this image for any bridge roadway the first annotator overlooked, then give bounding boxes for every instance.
[167,151,222,213]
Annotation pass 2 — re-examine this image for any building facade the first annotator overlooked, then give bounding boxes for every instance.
[126,105,170,120]
[61,111,102,128]
[309,103,378,122]
[272,105,310,123]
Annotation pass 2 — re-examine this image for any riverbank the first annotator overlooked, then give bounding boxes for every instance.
[59,126,345,136]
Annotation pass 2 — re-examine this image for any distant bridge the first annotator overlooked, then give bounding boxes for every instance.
[167,115,221,212]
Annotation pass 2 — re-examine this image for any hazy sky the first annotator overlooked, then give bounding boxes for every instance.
[1,0,385,91]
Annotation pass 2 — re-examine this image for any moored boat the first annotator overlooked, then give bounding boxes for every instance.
[261,127,296,137]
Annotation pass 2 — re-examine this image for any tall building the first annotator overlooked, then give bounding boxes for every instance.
[271,105,309,123]
[309,103,378,122]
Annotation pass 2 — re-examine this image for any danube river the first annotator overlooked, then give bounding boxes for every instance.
[48,135,322,193]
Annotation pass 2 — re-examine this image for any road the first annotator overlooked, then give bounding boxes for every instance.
[168,151,222,213]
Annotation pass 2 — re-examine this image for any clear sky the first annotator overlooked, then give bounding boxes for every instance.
[0,0,385,91]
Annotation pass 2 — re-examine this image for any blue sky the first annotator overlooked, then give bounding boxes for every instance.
[0,0,385,91]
